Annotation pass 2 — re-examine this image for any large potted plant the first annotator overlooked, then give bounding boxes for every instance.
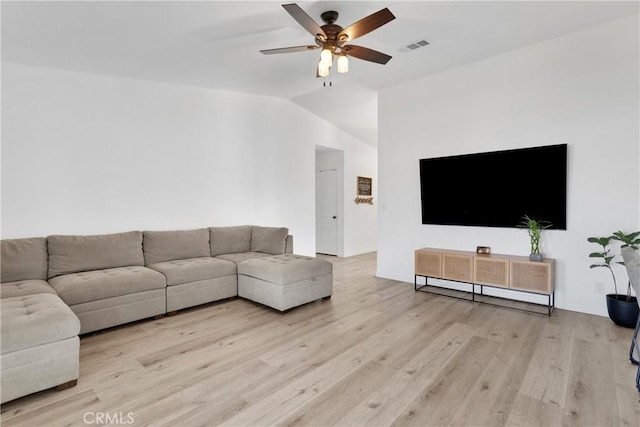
[519,215,551,261]
[588,231,640,328]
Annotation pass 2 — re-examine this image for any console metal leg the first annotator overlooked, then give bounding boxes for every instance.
[630,315,640,365]
[414,273,553,316]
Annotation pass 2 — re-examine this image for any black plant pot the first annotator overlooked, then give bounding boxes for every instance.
[606,294,640,328]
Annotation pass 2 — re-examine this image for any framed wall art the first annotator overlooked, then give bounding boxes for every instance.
[357,176,372,196]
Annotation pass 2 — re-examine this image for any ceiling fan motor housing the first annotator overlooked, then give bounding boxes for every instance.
[320,11,339,25]
[318,12,346,53]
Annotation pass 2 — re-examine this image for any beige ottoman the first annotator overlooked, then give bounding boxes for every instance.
[238,254,333,311]
[1,293,81,404]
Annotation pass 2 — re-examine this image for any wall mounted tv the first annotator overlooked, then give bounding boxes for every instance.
[419,144,567,229]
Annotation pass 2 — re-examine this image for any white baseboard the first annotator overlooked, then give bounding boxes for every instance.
[342,248,377,257]
[557,301,608,318]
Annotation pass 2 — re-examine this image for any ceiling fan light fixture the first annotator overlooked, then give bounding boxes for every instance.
[337,53,349,73]
[320,47,333,66]
[318,60,330,77]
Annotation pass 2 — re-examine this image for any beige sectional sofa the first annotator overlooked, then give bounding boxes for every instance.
[0,225,331,404]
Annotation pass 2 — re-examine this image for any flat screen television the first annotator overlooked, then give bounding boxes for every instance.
[419,144,567,229]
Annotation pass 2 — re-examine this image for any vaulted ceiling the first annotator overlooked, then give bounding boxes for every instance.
[3,1,639,147]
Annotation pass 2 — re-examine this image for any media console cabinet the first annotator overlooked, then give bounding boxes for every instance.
[414,248,555,315]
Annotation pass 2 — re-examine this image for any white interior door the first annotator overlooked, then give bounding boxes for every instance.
[316,168,338,255]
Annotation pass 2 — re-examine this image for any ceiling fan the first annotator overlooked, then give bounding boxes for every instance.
[260,3,396,78]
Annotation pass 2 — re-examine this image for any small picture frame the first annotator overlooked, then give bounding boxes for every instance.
[357,176,372,196]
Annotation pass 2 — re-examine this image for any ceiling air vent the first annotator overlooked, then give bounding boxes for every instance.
[399,38,430,53]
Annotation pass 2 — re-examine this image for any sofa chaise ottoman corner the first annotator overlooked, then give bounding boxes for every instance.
[237,254,333,311]
[1,293,81,404]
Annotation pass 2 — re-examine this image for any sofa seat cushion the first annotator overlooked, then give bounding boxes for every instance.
[1,293,80,354]
[238,254,333,285]
[48,266,166,306]
[147,257,236,287]
[1,280,57,299]
[216,252,273,265]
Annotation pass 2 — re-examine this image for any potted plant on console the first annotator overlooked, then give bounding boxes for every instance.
[519,215,551,262]
[588,231,640,328]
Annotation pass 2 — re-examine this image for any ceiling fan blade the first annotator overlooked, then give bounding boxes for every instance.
[260,45,319,55]
[338,8,395,42]
[343,45,392,65]
[282,3,327,40]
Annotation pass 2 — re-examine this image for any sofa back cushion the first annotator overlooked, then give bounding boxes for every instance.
[47,231,144,278]
[1,237,48,283]
[143,228,210,265]
[251,226,289,255]
[209,226,252,256]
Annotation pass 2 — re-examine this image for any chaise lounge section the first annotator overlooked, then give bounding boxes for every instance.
[1,237,81,405]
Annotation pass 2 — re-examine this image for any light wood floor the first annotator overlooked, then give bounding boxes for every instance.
[2,252,639,426]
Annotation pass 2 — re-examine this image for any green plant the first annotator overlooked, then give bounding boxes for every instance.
[611,231,640,250]
[588,231,640,301]
[519,215,551,254]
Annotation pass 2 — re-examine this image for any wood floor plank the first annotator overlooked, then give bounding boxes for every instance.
[607,325,640,426]
[163,394,249,427]
[504,393,564,426]
[222,297,453,426]
[373,298,463,370]
[518,322,575,408]
[448,310,545,426]
[276,360,397,427]
[0,390,101,427]
[258,313,389,371]
[573,311,613,344]
[562,338,620,426]
[389,335,501,426]
[336,321,475,427]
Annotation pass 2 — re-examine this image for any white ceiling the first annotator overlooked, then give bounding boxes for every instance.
[2,1,639,147]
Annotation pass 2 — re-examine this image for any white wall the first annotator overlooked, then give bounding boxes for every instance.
[1,63,375,258]
[377,15,640,316]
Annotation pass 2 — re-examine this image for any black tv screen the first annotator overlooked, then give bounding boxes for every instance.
[419,144,567,229]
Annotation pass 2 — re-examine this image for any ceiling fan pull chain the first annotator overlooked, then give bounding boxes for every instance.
[322,76,333,88]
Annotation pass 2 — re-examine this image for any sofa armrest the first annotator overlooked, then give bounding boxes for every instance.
[285,235,293,254]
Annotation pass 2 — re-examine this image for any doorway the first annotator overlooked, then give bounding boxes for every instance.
[315,147,343,256]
